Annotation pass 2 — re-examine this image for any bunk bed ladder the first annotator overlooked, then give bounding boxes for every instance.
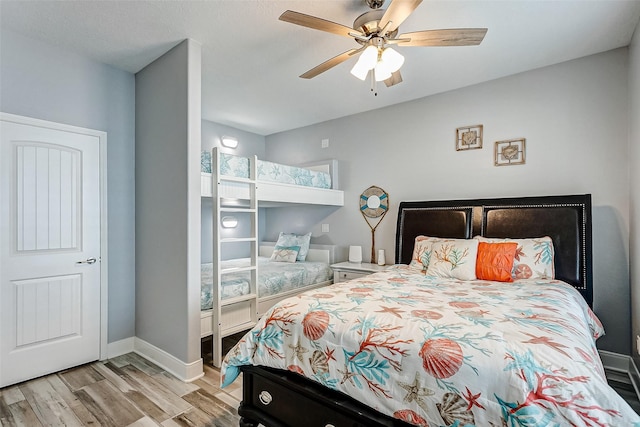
[211,147,259,367]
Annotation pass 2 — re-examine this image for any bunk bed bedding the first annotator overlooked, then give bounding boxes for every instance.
[200,257,333,310]
[221,265,639,426]
[201,151,331,189]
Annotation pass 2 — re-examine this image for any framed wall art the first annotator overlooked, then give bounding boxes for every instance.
[494,138,526,166]
[456,124,483,151]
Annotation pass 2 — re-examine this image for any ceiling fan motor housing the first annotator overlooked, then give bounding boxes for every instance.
[353,9,398,41]
[366,0,385,9]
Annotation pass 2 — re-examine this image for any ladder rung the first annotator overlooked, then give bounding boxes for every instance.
[220,266,257,274]
[220,237,257,244]
[221,293,257,306]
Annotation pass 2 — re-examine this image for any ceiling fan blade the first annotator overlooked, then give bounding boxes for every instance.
[398,28,488,46]
[279,10,363,38]
[300,49,360,79]
[384,70,403,87]
[379,0,423,34]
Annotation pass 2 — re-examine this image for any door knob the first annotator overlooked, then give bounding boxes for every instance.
[76,257,97,265]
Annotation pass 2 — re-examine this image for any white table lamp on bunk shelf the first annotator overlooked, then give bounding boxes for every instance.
[348,245,362,263]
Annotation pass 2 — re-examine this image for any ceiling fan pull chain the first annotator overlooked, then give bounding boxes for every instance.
[371,69,378,96]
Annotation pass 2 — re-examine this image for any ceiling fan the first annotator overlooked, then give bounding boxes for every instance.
[279,0,487,89]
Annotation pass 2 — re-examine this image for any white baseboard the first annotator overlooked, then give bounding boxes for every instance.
[600,350,640,401]
[133,337,204,383]
[106,337,135,359]
[600,349,632,374]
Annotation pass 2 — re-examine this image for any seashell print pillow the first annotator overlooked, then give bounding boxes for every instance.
[409,236,446,271]
[275,232,312,261]
[474,236,555,280]
[424,239,479,281]
[270,245,300,263]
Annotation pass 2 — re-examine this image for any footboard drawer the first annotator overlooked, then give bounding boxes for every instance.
[239,366,413,427]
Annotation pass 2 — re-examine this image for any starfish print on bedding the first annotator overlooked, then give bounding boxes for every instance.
[288,340,309,363]
[338,365,358,386]
[375,305,405,318]
[522,332,570,357]
[463,386,485,410]
[398,372,434,412]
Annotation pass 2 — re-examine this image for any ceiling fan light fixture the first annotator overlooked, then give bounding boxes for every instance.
[350,62,370,80]
[374,62,393,81]
[381,47,404,73]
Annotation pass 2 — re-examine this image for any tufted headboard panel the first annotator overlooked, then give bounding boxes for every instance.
[395,194,592,306]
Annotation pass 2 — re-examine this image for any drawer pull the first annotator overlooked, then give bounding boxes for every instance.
[325,424,336,427]
[259,390,272,405]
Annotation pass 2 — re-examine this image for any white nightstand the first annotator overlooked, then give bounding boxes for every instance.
[331,261,389,283]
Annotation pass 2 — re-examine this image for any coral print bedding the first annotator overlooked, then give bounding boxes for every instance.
[221,265,640,426]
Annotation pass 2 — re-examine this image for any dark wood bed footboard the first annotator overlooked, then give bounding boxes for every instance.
[239,365,414,427]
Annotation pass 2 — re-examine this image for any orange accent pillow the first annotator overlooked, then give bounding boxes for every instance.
[475,242,518,282]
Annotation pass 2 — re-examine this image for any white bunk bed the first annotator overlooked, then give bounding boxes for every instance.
[202,147,343,366]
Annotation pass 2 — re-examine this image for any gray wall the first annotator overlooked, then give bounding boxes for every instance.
[135,40,202,363]
[630,21,640,360]
[266,48,631,355]
[0,29,136,344]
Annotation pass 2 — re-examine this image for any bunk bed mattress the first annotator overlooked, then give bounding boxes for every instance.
[201,151,331,189]
[220,265,640,426]
[200,257,333,310]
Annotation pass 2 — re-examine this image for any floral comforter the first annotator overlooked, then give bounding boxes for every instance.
[221,265,640,426]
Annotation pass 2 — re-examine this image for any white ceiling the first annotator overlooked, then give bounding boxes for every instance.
[2,0,640,136]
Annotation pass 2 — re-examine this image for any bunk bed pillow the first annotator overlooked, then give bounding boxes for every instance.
[271,245,300,263]
[275,232,312,261]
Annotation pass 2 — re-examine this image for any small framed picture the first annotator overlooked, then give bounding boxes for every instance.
[456,125,483,151]
[494,138,526,166]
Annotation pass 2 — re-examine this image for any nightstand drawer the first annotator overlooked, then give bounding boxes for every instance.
[334,270,369,282]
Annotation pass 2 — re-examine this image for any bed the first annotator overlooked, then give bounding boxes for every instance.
[220,194,640,426]
[201,149,343,206]
[200,243,335,339]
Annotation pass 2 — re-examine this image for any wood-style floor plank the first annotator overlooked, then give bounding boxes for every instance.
[75,379,144,426]
[46,375,101,426]
[20,376,84,426]
[2,399,44,427]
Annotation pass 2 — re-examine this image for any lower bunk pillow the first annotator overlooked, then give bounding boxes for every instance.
[220,265,639,426]
[200,257,333,310]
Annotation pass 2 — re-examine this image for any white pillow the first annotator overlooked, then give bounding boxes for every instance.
[270,245,300,263]
[425,239,479,280]
[474,236,555,279]
[275,232,312,261]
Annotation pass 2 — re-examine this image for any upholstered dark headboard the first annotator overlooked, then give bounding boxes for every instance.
[395,194,593,306]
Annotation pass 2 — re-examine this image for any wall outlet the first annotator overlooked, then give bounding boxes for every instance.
[321,223,329,233]
[321,138,329,148]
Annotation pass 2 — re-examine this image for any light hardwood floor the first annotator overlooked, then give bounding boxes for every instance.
[0,352,242,427]
[2,350,639,426]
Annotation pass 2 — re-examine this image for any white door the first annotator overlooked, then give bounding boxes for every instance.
[0,115,102,387]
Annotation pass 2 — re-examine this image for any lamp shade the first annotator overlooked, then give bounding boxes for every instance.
[374,61,392,81]
[350,45,378,80]
[381,47,404,72]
